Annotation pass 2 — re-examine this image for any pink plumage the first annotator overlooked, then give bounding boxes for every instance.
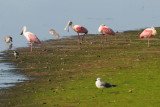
[74,25,88,34]
[101,27,115,35]
[21,26,41,52]
[28,33,41,44]
[140,27,157,47]
[98,24,115,41]
[140,29,152,38]
[64,21,88,44]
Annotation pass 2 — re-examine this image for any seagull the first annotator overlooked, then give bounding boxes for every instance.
[13,51,19,59]
[95,78,113,88]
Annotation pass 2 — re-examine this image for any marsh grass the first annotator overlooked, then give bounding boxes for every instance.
[1,28,160,106]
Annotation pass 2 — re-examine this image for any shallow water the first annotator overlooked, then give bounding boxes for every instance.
[0,62,28,90]
[0,0,160,89]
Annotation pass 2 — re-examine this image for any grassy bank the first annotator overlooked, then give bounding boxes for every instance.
[1,28,160,106]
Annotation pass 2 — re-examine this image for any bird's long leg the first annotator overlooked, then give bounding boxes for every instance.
[114,35,117,41]
[105,34,107,42]
[82,35,85,41]
[78,33,80,44]
[148,37,150,48]
[31,42,33,52]
[82,34,86,43]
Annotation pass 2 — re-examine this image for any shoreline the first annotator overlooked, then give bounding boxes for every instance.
[0,51,29,91]
[1,28,160,106]
[0,34,88,91]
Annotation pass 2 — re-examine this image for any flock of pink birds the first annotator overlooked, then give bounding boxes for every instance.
[4,21,158,52]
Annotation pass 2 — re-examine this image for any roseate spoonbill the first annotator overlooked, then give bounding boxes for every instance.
[20,26,41,52]
[4,35,12,44]
[98,24,115,41]
[96,78,115,88]
[13,51,19,59]
[140,27,157,47]
[49,29,60,38]
[64,21,88,44]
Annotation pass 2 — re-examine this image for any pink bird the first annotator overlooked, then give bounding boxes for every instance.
[64,21,88,44]
[20,26,41,52]
[140,27,157,47]
[98,24,115,41]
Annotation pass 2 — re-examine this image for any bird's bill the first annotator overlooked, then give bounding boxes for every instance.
[64,21,72,32]
[20,31,23,35]
[64,24,70,32]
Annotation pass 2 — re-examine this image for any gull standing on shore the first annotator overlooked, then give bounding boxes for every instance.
[95,78,113,88]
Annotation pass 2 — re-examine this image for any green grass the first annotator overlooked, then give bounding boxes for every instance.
[1,28,160,106]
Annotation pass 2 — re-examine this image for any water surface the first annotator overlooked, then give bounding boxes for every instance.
[0,62,28,90]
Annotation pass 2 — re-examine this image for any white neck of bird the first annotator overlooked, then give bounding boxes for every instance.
[23,27,27,33]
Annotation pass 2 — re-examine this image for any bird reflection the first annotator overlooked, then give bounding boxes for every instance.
[8,43,12,50]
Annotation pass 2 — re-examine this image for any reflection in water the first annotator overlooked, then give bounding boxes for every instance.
[0,63,28,89]
[8,43,12,50]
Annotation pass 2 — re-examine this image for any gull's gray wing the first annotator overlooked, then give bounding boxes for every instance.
[101,81,112,88]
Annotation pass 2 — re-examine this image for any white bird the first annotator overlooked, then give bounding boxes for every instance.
[95,78,113,88]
